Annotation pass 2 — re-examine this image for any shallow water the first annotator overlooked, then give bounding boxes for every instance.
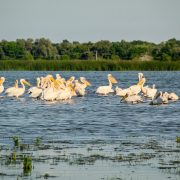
[0,71,180,180]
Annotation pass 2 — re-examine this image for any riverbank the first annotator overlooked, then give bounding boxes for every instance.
[0,60,180,71]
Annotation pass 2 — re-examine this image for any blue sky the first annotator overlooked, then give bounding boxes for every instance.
[0,0,179,43]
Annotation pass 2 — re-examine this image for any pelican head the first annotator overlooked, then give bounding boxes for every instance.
[68,76,75,82]
[0,77,5,85]
[56,74,61,79]
[80,77,91,86]
[21,79,32,86]
[108,74,118,84]
[138,73,144,81]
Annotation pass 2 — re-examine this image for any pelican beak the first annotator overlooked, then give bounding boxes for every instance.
[23,80,32,86]
[109,76,118,84]
[50,77,55,82]
[85,80,91,86]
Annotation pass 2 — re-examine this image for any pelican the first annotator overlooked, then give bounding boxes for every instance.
[168,92,179,101]
[96,74,118,95]
[150,91,168,105]
[28,77,43,98]
[55,74,66,90]
[41,77,59,101]
[6,79,31,98]
[115,86,129,97]
[141,84,157,100]
[0,77,5,94]
[162,92,179,101]
[75,77,91,96]
[116,74,146,97]
[56,84,76,100]
[127,75,146,95]
[5,80,18,94]
[120,92,143,104]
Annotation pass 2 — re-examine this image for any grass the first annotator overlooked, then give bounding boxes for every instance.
[0,60,180,71]
[23,156,32,175]
[176,137,180,143]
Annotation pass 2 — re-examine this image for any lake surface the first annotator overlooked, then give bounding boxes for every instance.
[0,71,180,180]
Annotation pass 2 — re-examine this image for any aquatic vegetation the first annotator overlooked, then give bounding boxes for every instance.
[5,151,17,165]
[12,136,20,147]
[1,60,180,70]
[20,144,29,151]
[176,137,180,143]
[34,137,41,146]
[23,156,32,175]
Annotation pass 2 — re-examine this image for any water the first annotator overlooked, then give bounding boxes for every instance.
[0,71,180,180]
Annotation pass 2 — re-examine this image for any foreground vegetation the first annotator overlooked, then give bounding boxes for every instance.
[1,60,180,71]
[0,136,179,179]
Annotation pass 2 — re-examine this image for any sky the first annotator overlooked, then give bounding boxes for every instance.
[0,0,180,43]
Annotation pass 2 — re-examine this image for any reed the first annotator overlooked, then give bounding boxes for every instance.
[0,60,180,71]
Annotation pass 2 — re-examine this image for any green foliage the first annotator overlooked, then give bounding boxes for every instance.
[0,38,179,61]
[5,151,17,165]
[12,136,20,147]
[1,60,180,71]
[34,137,41,146]
[23,156,32,175]
[176,137,180,143]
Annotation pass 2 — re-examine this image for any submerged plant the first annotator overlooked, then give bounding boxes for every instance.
[23,156,32,175]
[12,136,20,147]
[11,151,16,161]
[34,137,41,146]
[5,151,17,165]
[176,137,180,143]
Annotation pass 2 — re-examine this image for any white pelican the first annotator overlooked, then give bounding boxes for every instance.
[150,91,168,105]
[116,74,146,97]
[115,86,129,97]
[96,74,118,95]
[168,92,179,101]
[6,79,31,98]
[5,80,18,94]
[55,74,66,90]
[141,84,157,100]
[28,77,43,98]
[161,92,179,101]
[41,77,59,101]
[56,84,76,100]
[0,77,5,94]
[75,77,91,96]
[120,92,143,104]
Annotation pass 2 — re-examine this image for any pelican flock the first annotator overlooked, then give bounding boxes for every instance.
[0,73,179,105]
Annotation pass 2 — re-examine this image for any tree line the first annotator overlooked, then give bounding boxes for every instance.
[0,38,179,61]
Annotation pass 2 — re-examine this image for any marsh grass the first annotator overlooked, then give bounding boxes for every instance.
[12,136,20,147]
[176,137,180,143]
[0,60,180,71]
[23,156,32,175]
[34,137,41,146]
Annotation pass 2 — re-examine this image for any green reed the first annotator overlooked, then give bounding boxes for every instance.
[0,60,180,71]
